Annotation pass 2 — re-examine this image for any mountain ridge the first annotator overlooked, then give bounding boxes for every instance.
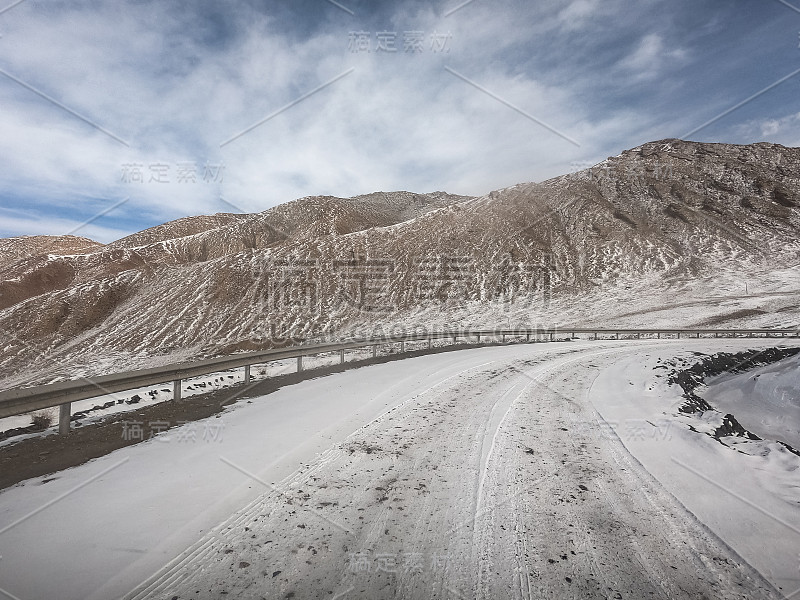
[1,139,798,388]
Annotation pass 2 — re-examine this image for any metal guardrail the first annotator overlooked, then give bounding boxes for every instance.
[1,327,797,434]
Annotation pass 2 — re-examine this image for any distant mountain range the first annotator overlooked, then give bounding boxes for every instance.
[1,139,799,388]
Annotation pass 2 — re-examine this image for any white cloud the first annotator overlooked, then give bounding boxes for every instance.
[617,33,689,81]
[0,0,789,242]
[0,208,130,244]
[735,112,800,146]
[761,120,781,136]
[557,0,603,30]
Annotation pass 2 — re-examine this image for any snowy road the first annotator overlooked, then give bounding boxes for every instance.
[0,340,794,599]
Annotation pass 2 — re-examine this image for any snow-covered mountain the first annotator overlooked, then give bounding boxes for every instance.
[1,139,799,387]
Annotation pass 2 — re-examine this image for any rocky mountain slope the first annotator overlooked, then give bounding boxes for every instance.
[1,139,799,388]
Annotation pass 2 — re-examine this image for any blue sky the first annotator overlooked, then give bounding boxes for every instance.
[0,0,798,242]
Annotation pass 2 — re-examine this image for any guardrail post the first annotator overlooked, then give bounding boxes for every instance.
[29,329,792,423]
[339,349,345,364]
[58,402,71,435]
[14,328,780,425]
[526,333,530,342]
[400,341,405,353]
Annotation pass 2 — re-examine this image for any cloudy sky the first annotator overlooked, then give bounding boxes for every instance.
[0,0,798,242]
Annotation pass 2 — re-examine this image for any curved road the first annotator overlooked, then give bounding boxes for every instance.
[0,340,787,599]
